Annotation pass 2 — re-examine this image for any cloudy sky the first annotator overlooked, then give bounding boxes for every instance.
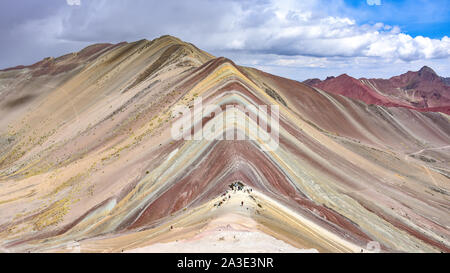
[0,0,449,80]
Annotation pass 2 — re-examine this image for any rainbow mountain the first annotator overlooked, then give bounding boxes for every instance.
[0,35,449,253]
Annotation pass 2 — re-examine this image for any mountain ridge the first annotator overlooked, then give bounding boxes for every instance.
[304,66,450,115]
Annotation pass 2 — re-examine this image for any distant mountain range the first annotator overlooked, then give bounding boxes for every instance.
[304,66,450,115]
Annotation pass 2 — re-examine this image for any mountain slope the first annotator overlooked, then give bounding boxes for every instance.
[0,36,449,253]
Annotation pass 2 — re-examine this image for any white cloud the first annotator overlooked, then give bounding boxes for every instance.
[52,0,449,64]
[194,0,449,63]
[1,0,448,80]
[55,0,450,78]
[66,0,81,6]
[367,0,381,6]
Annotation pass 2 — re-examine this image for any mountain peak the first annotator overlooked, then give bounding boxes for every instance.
[416,65,440,83]
[418,65,438,78]
[418,65,436,74]
[336,73,353,79]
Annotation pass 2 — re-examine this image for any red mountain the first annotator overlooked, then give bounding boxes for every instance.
[304,66,450,115]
